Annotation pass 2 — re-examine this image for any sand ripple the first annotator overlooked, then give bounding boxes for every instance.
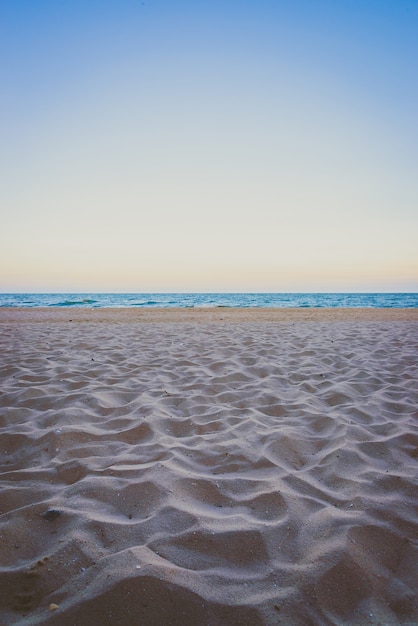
[0,316,417,624]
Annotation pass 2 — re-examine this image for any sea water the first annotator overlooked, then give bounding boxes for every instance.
[0,293,417,308]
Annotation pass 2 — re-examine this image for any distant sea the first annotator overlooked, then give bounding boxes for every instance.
[0,293,417,308]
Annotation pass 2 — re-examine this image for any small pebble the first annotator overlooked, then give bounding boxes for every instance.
[49,603,59,611]
[41,509,62,521]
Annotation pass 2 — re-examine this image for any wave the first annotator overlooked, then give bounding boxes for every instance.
[51,299,98,307]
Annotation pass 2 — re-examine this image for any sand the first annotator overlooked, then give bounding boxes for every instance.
[0,307,417,625]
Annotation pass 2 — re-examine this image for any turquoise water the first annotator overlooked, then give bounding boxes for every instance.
[0,293,417,308]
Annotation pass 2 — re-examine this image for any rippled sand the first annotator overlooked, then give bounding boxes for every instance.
[0,308,417,625]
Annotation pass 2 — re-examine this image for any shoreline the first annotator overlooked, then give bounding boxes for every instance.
[1,306,417,323]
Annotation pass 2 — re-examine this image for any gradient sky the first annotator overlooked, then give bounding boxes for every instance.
[1,0,417,292]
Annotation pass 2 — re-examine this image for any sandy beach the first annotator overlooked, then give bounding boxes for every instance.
[0,307,417,625]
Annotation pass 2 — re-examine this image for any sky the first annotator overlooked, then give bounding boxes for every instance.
[1,0,417,292]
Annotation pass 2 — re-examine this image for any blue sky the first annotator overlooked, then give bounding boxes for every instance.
[1,0,417,291]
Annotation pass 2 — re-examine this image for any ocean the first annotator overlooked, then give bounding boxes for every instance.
[0,293,417,308]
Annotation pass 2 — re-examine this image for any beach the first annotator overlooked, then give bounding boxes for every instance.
[0,307,417,625]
